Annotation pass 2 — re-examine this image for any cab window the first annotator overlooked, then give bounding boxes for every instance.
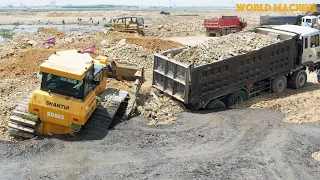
[84,68,94,97]
[310,34,319,47]
[306,19,311,23]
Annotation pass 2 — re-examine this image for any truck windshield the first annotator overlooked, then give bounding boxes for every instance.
[41,72,84,99]
[306,19,311,23]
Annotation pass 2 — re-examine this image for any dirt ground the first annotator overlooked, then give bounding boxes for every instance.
[0,109,319,179]
[240,72,320,124]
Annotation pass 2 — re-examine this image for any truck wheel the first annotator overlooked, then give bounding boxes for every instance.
[271,76,287,93]
[289,70,307,89]
[225,90,247,107]
[222,30,227,36]
[205,100,226,109]
[206,29,211,37]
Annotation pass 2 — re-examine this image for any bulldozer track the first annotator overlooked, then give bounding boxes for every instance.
[8,88,129,140]
[8,93,38,139]
[67,88,129,140]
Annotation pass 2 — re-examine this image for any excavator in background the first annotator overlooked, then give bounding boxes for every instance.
[109,17,145,36]
[8,50,144,138]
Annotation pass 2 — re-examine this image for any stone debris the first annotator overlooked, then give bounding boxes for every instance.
[137,90,184,122]
[312,152,320,162]
[174,32,280,66]
[104,43,154,72]
[145,17,205,37]
[118,39,126,46]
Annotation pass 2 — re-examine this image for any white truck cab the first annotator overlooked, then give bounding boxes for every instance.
[273,25,320,67]
[301,16,319,28]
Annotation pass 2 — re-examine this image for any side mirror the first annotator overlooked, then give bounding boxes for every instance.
[93,80,100,85]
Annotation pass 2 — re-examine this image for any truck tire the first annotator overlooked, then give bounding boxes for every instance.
[289,70,307,89]
[205,100,226,109]
[225,90,247,107]
[206,29,211,37]
[271,76,287,93]
[222,30,227,36]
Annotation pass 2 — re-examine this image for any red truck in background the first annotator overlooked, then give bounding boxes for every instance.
[204,16,247,37]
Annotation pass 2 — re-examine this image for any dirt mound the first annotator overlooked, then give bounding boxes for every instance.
[124,37,182,51]
[37,28,66,38]
[0,48,57,78]
[106,32,183,51]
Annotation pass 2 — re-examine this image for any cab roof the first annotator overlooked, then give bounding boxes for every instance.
[272,25,320,36]
[40,50,94,80]
[302,16,317,19]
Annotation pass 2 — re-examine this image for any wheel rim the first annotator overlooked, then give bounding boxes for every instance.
[234,96,243,105]
[277,80,285,91]
[277,79,286,92]
[297,74,306,87]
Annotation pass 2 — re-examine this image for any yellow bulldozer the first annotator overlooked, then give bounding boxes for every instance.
[8,50,143,138]
[109,17,145,35]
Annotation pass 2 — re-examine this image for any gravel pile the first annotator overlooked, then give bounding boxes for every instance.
[145,17,205,37]
[104,43,154,71]
[0,32,52,60]
[174,32,280,66]
[137,90,184,122]
[0,76,39,141]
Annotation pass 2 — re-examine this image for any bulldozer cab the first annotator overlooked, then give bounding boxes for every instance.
[39,50,105,100]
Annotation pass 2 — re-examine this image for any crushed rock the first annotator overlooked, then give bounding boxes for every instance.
[312,152,320,162]
[0,76,40,141]
[174,32,280,66]
[104,44,154,73]
[137,90,185,122]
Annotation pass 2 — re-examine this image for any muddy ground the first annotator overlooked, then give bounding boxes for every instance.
[0,109,319,179]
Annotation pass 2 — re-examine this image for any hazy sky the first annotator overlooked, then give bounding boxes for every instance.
[1,0,319,7]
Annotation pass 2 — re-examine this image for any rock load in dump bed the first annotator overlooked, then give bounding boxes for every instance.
[174,32,281,66]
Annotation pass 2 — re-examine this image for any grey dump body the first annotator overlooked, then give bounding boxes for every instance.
[260,15,302,26]
[152,27,302,109]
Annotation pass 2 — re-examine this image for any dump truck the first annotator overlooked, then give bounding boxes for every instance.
[152,25,320,109]
[8,50,144,138]
[260,15,320,28]
[204,16,247,37]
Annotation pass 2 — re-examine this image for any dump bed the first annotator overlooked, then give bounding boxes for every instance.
[153,27,301,108]
[204,17,240,28]
[260,15,301,26]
